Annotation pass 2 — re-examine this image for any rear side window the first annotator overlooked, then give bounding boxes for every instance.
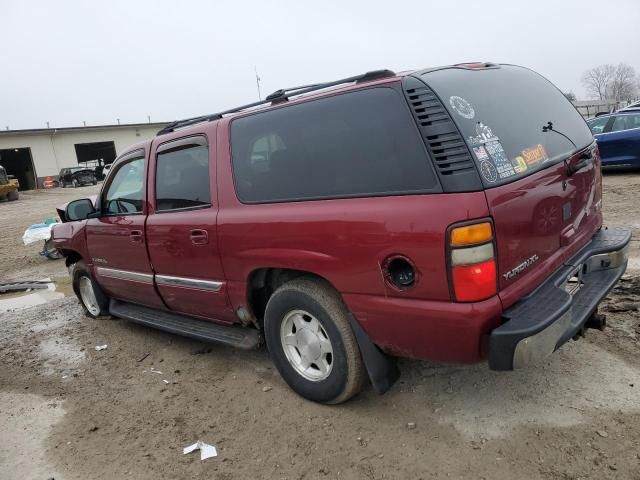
[611,113,640,132]
[156,143,210,211]
[422,66,594,186]
[231,88,437,203]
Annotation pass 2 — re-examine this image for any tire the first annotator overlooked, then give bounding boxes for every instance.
[7,190,18,201]
[71,261,110,318]
[264,277,365,404]
[92,180,97,185]
[72,179,79,188]
[61,181,66,188]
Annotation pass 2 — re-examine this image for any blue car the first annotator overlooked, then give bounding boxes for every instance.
[587,110,640,167]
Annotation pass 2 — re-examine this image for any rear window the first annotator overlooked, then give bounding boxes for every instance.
[230,87,437,203]
[422,65,594,186]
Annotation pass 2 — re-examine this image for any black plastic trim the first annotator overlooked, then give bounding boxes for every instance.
[401,76,483,193]
[489,226,631,370]
[347,314,400,395]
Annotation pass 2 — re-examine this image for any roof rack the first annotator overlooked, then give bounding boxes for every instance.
[157,69,395,136]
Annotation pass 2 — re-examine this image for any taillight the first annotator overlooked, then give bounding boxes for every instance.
[448,221,497,302]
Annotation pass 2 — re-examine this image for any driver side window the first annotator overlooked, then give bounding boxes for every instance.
[103,157,144,215]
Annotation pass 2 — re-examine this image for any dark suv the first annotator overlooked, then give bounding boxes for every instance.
[59,167,98,188]
[53,63,630,404]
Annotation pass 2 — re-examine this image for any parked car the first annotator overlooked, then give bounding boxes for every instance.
[587,111,640,167]
[620,101,640,111]
[59,167,98,188]
[52,63,630,404]
[101,163,113,178]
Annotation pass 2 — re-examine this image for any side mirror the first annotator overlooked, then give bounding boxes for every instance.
[65,198,96,221]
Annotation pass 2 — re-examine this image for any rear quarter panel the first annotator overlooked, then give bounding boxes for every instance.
[215,119,491,310]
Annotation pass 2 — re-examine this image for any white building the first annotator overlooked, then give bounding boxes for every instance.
[0,122,166,189]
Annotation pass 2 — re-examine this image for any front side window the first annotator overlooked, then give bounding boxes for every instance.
[587,116,610,134]
[231,88,437,203]
[103,157,144,214]
[156,142,210,211]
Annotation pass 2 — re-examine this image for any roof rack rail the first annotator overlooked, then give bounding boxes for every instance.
[157,69,395,136]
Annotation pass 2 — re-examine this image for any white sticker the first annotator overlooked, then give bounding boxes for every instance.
[467,122,498,145]
[449,96,475,119]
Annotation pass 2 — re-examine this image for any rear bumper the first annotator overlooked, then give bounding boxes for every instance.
[489,226,631,370]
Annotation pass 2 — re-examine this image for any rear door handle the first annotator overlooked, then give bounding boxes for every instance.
[130,230,143,244]
[190,229,208,245]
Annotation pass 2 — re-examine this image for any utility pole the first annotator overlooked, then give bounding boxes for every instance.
[255,66,262,100]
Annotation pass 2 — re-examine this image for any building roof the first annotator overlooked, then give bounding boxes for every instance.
[0,122,170,137]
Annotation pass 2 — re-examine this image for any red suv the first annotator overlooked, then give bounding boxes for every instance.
[53,63,630,404]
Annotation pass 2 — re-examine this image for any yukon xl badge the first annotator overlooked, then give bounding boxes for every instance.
[503,254,539,281]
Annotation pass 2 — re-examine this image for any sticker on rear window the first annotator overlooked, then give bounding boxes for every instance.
[512,156,528,174]
[449,96,475,120]
[521,144,549,166]
[467,122,498,145]
[479,160,498,183]
[485,140,516,179]
[472,145,490,160]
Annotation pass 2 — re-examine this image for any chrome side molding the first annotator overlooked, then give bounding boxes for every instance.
[155,274,223,292]
[96,267,154,284]
[95,267,224,291]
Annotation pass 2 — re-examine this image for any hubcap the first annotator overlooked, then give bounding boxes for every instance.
[78,276,100,316]
[280,309,333,381]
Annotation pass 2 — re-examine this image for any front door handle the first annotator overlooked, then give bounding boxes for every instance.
[130,230,143,244]
[190,229,208,245]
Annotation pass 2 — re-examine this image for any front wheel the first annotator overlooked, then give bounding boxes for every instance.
[72,261,109,318]
[7,190,18,201]
[264,278,365,404]
[72,179,79,188]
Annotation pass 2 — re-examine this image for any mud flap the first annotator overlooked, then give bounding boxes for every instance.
[348,314,400,394]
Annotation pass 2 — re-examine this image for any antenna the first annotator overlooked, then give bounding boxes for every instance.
[255,66,262,100]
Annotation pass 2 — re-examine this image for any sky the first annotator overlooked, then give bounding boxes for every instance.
[1,0,639,130]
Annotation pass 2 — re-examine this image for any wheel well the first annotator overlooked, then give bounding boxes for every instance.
[247,268,328,325]
[62,250,82,268]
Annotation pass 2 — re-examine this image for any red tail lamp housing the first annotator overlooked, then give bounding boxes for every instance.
[448,221,497,302]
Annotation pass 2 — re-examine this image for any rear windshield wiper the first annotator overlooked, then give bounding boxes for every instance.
[542,121,590,176]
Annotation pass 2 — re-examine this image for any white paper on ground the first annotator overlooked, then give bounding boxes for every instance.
[183,441,218,460]
[95,345,108,351]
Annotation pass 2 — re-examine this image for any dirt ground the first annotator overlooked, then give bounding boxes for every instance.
[1,174,639,480]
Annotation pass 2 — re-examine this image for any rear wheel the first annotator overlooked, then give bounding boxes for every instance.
[61,181,66,188]
[72,261,109,318]
[7,190,18,201]
[264,277,365,404]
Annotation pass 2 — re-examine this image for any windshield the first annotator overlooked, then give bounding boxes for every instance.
[422,65,594,186]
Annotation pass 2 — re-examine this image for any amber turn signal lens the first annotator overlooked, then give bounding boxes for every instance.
[450,222,493,246]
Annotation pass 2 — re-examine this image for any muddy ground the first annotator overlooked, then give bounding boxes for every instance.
[1,173,639,480]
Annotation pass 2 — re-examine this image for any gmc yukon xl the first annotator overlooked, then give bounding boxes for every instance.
[52,63,631,404]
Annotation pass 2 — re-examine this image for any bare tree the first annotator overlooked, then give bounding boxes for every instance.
[581,64,615,100]
[563,91,577,102]
[608,63,638,102]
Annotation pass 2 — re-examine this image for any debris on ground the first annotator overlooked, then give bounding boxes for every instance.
[94,345,108,351]
[0,281,52,293]
[407,422,417,430]
[183,441,218,460]
[262,386,272,392]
